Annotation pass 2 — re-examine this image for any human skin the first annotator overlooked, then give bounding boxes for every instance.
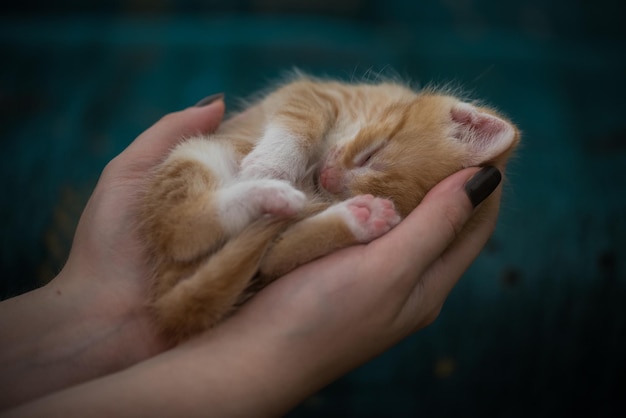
[0,100,226,409]
[0,98,503,417]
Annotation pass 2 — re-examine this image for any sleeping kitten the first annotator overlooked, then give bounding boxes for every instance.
[140,75,520,343]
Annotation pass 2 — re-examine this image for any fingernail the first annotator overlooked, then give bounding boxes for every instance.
[195,93,224,107]
[464,166,502,208]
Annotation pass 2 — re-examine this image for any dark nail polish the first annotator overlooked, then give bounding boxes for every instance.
[195,93,224,107]
[464,166,502,208]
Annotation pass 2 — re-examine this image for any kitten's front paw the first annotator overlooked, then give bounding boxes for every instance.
[340,195,401,242]
[218,179,306,236]
[251,179,307,217]
[240,155,291,182]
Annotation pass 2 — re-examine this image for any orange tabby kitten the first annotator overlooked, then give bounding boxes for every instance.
[140,75,520,343]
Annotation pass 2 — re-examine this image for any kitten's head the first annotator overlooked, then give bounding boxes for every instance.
[319,88,520,216]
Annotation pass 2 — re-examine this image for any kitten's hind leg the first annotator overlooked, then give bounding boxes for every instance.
[152,217,290,343]
[259,195,401,280]
[141,138,239,263]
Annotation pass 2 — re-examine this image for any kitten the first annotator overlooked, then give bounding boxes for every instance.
[140,75,520,343]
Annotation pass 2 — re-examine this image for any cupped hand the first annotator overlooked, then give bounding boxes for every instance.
[222,165,503,402]
[1,105,505,416]
[55,99,226,352]
[0,98,227,411]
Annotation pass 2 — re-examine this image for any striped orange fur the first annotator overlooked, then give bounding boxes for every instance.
[139,75,520,343]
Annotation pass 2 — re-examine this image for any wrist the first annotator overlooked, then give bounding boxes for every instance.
[0,269,165,410]
[51,266,168,369]
[180,308,368,416]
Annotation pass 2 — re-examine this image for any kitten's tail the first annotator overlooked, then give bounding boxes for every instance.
[151,217,291,344]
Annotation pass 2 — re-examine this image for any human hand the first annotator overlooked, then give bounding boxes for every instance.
[210,165,504,412]
[2,161,504,418]
[57,95,226,351]
[0,95,225,409]
[1,88,506,416]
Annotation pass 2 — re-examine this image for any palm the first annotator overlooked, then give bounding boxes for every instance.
[58,103,225,346]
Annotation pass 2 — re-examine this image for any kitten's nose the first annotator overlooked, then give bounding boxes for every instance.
[320,166,344,194]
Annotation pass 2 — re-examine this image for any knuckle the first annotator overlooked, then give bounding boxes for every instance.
[100,158,118,179]
[157,109,185,126]
[158,112,177,124]
[421,305,443,328]
[442,204,467,239]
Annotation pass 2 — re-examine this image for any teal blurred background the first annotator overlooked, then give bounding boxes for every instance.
[1,1,625,416]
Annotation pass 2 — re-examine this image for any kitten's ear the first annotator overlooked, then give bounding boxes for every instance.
[451,102,517,166]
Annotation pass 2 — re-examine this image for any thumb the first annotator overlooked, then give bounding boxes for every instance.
[417,165,503,304]
[374,167,501,332]
[373,166,501,278]
[121,98,226,166]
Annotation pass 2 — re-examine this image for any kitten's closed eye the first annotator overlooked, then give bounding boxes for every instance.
[353,140,386,167]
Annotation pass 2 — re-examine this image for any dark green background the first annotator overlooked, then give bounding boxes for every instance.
[1,1,625,416]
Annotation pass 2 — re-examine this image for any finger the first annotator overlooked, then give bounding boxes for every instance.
[417,183,502,306]
[121,99,225,166]
[396,169,504,329]
[369,167,501,286]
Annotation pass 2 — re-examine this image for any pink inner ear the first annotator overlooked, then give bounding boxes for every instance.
[451,103,515,164]
[451,103,505,135]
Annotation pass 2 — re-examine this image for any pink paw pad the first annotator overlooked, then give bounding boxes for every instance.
[343,195,401,242]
